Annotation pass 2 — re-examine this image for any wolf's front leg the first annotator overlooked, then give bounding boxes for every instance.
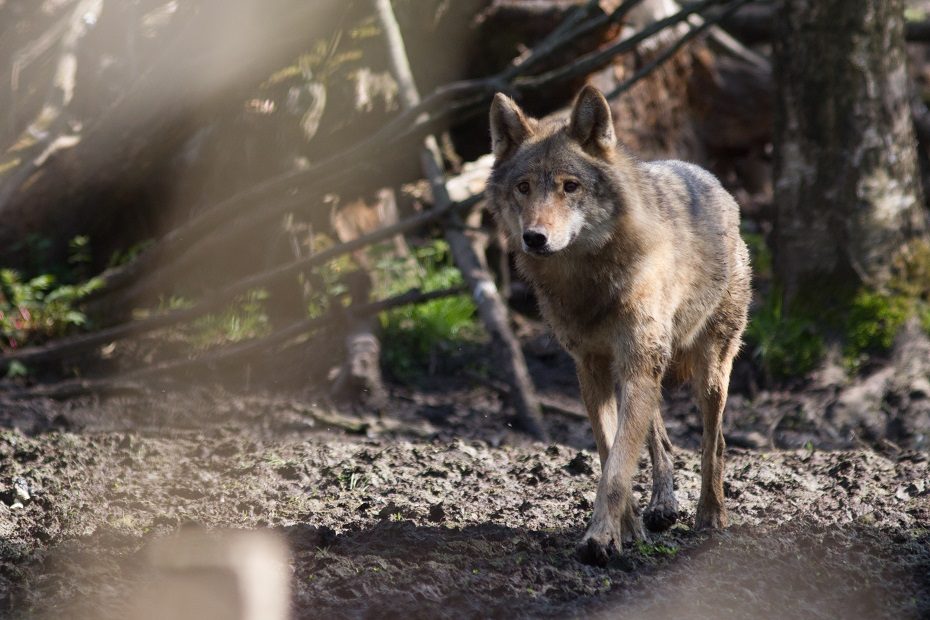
[576,353,618,467]
[578,374,660,566]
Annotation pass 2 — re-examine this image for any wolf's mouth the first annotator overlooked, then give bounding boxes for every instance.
[524,246,555,257]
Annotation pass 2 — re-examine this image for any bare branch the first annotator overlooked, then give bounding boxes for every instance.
[605,0,755,100]
[0,193,482,368]
[374,0,548,441]
[85,0,730,306]
[6,285,466,400]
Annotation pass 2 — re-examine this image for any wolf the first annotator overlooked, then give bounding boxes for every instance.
[487,86,751,565]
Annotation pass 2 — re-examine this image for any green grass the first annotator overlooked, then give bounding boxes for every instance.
[187,289,271,350]
[634,540,679,557]
[374,240,481,379]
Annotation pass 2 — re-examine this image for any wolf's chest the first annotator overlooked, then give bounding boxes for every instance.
[536,281,625,352]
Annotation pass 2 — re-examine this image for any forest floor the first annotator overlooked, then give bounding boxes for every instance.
[0,339,928,619]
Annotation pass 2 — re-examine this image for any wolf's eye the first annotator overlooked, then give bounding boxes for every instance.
[517,181,531,194]
[563,180,580,193]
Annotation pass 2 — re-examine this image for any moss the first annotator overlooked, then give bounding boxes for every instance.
[843,290,912,365]
[841,239,930,360]
[754,240,930,377]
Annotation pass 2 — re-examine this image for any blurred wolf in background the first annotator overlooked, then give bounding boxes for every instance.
[487,86,751,565]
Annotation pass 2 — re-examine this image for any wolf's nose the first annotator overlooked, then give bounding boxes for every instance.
[523,229,548,249]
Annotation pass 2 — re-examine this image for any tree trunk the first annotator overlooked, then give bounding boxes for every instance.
[773,0,929,302]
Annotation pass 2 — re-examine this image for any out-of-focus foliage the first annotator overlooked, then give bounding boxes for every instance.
[0,235,104,357]
[187,289,271,350]
[843,290,912,367]
[0,269,103,353]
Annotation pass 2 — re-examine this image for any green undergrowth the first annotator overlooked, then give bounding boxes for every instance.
[745,240,930,379]
[842,290,913,369]
[373,240,481,380]
[633,540,679,558]
[188,289,272,350]
[745,290,824,380]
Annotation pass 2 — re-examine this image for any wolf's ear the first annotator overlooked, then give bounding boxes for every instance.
[569,86,615,155]
[490,93,533,160]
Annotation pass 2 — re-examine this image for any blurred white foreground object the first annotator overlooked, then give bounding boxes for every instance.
[133,529,290,620]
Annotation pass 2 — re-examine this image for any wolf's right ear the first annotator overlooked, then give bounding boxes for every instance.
[490,93,533,161]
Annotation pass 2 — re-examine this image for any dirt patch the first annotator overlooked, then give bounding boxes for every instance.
[0,392,927,619]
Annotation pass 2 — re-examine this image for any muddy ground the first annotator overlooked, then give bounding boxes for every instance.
[0,340,929,619]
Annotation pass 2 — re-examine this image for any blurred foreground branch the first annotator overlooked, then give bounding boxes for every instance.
[0,192,482,368]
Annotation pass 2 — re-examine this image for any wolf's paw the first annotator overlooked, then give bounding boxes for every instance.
[644,497,679,532]
[695,505,728,531]
[621,509,648,544]
[576,520,623,567]
[576,536,614,567]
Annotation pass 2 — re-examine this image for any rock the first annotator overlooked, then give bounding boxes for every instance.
[428,502,446,523]
[827,367,894,440]
[13,477,30,503]
[910,377,930,400]
[565,452,594,476]
[725,430,768,449]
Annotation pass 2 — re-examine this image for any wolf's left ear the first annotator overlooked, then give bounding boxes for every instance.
[490,93,534,160]
[569,86,615,155]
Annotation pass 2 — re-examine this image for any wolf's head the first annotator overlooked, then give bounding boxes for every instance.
[487,85,628,258]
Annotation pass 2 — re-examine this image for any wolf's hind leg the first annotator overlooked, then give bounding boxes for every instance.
[644,412,678,532]
[693,335,740,530]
